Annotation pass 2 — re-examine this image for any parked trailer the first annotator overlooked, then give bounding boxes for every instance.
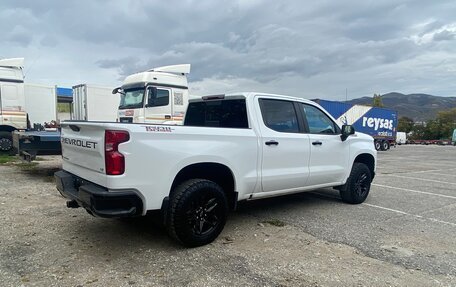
[13,87,73,160]
[407,139,453,145]
[24,83,57,126]
[72,84,119,121]
[314,99,398,151]
[396,132,407,145]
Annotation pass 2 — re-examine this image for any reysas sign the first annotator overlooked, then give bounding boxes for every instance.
[362,117,394,131]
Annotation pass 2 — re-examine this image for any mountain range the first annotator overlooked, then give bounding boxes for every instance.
[348,92,456,122]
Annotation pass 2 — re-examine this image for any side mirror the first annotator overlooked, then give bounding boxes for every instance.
[341,125,355,141]
[112,87,124,95]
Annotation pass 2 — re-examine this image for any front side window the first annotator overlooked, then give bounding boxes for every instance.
[302,104,337,134]
[119,88,145,109]
[259,99,299,133]
[147,88,169,107]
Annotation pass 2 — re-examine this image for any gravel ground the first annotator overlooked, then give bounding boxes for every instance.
[0,146,455,287]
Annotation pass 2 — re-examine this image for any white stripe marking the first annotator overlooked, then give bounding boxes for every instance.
[363,203,456,227]
[376,167,456,173]
[309,192,456,227]
[363,203,409,215]
[381,174,456,185]
[406,168,456,174]
[372,183,456,200]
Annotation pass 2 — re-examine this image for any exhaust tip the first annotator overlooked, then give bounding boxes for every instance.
[66,200,79,208]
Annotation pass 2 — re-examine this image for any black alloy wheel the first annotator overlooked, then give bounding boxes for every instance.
[187,194,222,237]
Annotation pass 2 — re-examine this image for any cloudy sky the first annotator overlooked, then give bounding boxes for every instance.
[1,0,455,100]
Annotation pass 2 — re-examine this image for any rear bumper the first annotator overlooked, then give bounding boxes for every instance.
[54,170,143,218]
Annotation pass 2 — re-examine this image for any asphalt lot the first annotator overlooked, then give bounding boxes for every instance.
[242,145,456,275]
[0,145,455,286]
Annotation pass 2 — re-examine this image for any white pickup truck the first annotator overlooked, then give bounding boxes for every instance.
[55,92,376,247]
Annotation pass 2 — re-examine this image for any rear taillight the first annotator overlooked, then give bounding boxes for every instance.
[105,130,129,175]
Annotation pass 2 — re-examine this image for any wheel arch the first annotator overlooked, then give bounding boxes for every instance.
[170,162,237,210]
[0,125,17,132]
[353,153,375,180]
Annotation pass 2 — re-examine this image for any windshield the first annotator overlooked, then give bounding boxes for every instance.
[119,88,145,109]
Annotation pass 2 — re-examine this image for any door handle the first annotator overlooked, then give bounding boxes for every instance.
[265,140,279,146]
[312,141,323,146]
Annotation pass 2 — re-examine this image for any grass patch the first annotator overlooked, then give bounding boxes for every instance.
[58,102,71,113]
[263,219,287,227]
[0,154,16,164]
[34,157,47,161]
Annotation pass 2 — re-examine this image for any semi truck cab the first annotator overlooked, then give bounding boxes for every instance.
[115,64,190,125]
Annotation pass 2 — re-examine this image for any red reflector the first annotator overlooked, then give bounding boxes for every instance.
[105,130,129,175]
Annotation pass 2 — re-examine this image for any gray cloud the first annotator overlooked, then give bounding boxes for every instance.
[0,0,455,99]
[433,29,456,41]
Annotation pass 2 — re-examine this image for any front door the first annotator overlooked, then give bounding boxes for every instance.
[144,87,172,123]
[300,103,349,186]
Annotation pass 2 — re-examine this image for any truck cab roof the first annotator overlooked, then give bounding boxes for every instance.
[192,92,318,106]
[122,64,190,90]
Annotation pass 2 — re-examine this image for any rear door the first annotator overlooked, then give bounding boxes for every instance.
[257,97,311,193]
[299,103,349,186]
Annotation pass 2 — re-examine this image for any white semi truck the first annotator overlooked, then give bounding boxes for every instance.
[0,58,27,152]
[114,64,190,124]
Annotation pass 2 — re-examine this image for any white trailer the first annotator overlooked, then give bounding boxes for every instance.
[24,84,57,126]
[72,84,119,122]
[396,132,407,145]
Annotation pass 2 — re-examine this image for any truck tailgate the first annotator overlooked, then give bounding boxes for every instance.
[60,122,107,184]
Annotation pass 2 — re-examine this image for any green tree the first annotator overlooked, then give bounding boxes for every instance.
[410,108,456,140]
[435,108,456,139]
[397,116,414,133]
[372,93,384,107]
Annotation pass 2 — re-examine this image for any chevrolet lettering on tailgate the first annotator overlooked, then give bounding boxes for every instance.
[61,137,98,149]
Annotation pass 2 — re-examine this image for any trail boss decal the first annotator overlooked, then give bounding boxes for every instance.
[61,137,98,149]
[144,126,174,132]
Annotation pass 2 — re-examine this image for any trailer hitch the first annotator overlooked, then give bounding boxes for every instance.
[66,200,79,208]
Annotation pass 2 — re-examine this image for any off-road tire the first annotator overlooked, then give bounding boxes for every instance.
[340,163,372,204]
[166,179,228,247]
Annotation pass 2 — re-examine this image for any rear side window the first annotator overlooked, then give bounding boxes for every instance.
[259,99,299,133]
[184,99,248,128]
